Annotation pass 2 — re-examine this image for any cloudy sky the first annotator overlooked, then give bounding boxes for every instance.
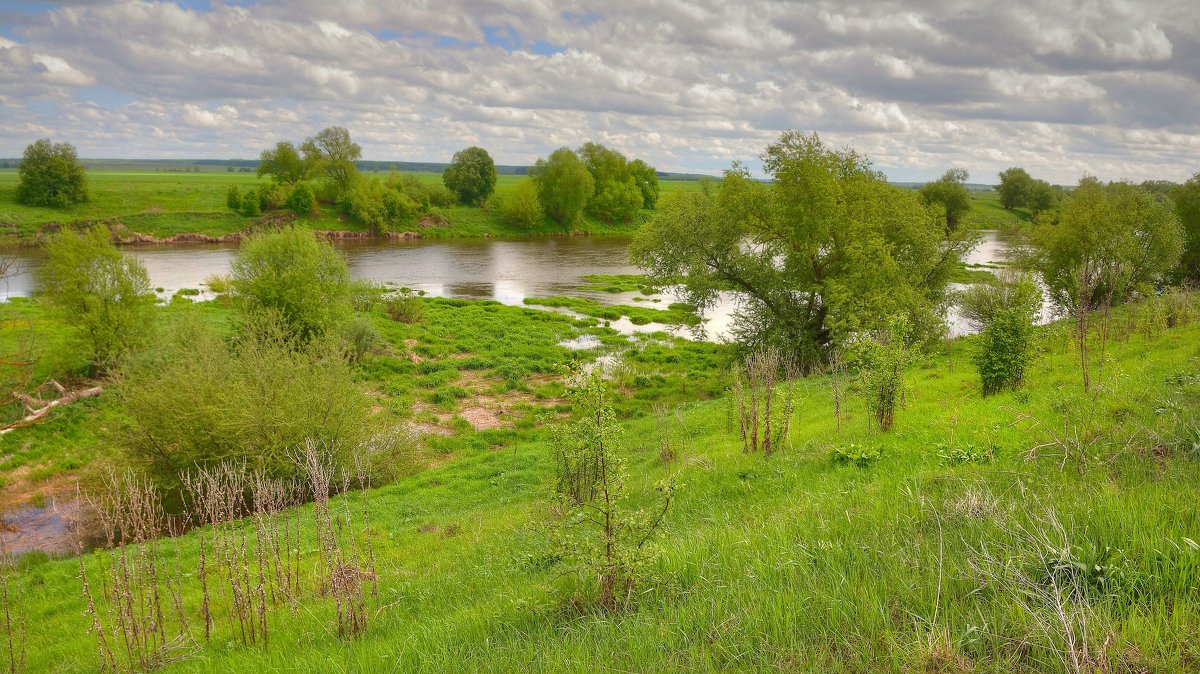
[1,0,1198,183]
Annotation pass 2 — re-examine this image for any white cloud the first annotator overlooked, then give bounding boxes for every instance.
[0,0,1196,183]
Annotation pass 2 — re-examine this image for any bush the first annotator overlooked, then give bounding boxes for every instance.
[37,226,155,372]
[384,291,423,324]
[288,182,317,215]
[240,188,261,217]
[532,148,594,226]
[262,187,288,210]
[342,317,381,364]
[118,314,370,490]
[499,180,544,230]
[343,178,418,234]
[830,444,882,467]
[225,185,243,211]
[231,227,352,342]
[16,139,88,208]
[960,272,1041,396]
[588,177,643,223]
[854,315,911,432]
[426,185,456,208]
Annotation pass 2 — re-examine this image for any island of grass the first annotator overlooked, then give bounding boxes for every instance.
[523,295,701,326]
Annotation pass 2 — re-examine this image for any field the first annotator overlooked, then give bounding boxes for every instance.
[0,170,702,243]
[2,291,1199,672]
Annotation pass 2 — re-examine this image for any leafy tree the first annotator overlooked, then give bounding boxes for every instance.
[959,272,1042,395]
[1027,178,1183,389]
[997,167,1033,210]
[118,312,370,490]
[547,368,675,612]
[499,180,543,230]
[288,182,317,215]
[919,168,972,230]
[1171,174,1200,282]
[257,141,307,185]
[301,126,361,198]
[628,158,660,209]
[16,139,89,207]
[1027,179,1059,214]
[37,226,155,372]
[442,146,497,206]
[531,148,594,226]
[230,227,353,342]
[632,131,972,370]
[225,184,243,211]
[577,142,643,222]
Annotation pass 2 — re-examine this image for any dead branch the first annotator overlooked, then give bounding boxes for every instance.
[1,384,103,434]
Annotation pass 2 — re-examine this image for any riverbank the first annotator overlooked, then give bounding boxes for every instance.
[0,170,663,245]
[4,293,1199,672]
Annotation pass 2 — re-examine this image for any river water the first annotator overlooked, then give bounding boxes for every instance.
[0,231,1012,338]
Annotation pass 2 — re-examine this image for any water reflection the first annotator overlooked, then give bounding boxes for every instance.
[0,231,1015,340]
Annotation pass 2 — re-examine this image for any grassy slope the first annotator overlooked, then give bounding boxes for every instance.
[7,303,1200,672]
[0,170,697,243]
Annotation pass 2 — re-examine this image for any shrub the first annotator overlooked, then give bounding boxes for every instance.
[961,272,1041,396]
[37,226,155,372]
[342,317,380,364]
[225,185,243,211]
[288,182,317,215]
[854,315,911,432]
[426,185,456,208]
[343,178,418,234]
[262,187,288,210]
[499,180,544,230]
[16,138,88,207]
[118,314,370,490]
[240,188,261,217]
[384,291,423,324]
[230,227,352,342]
[546,369,676,611]
[588,177,643,223]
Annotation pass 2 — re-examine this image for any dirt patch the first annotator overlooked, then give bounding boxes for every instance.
[454,406,504,430]
[0,468,78,511]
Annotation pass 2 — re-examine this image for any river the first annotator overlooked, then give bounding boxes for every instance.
[0,231,1013,338]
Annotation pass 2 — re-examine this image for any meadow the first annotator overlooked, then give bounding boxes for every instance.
[2,290,1198,672]
[0,170,704,243]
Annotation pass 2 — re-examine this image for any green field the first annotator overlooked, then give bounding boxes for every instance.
[3,292,1199,672]
[0,170,701,243]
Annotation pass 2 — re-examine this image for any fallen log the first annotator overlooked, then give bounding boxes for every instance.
[1,385,103,434]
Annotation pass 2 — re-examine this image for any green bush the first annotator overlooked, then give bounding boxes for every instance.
[118,314,370,490]
[385,291,423,324]
[830,444,882,467]
[37,226,155,372]
[961,273,1041,396]
[285,182,314,215]
[225,185,243,211]
[499,180,544,230]
[854,315,911,432]
[342,317,381,364]
[231,227,352,342]
[343,178,418,234]
[263,187,288,210]
[240,188,261,216]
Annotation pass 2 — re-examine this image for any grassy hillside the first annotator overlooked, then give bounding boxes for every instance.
[3,295,1199,672]
[0,170,698,243]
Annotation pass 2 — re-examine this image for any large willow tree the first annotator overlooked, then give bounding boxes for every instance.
[631,131,973,370]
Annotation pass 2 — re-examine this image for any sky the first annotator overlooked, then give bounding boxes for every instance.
[1,0,1198,184]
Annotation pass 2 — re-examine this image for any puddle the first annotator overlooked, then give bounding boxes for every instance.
[1,497,91,556]
[557,334,604,350]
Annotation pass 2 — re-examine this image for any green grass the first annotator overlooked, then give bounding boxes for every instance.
[4,296,1200,672]
[0,170,699,243]
[522,296,701,326]
[965,190,1032,230]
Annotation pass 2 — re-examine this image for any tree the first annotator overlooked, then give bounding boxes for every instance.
[1027,179,1059,214]
[1171,174,1200,282]
[288,182,317,215]
[301,127,361,198]
[442,146,497,206]
[628,159,660,209]
[1027,178,1183,390]
[230,227,353,342]
[919,168,972,230]
[16,139,89,208]
[531,148,594,226]
[997,167,1033,210]
[37,226,155,372]
[577,142,643,223]
[547,369,675,612]
[257,141,307,185]
[632,131,972,371]
[498,180,543,230]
